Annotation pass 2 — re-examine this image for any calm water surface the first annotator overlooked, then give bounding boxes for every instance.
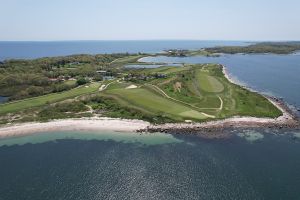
[0,40,247,60]
[0,130,299,199]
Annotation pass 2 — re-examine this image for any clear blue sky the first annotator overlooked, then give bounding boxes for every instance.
[1,0,299,41]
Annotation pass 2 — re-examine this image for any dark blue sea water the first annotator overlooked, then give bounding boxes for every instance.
[0,40,247,60]
[0,130,299,200]
[1,41,300,199]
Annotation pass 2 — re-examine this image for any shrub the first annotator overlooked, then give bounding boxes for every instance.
[76,78,90,85]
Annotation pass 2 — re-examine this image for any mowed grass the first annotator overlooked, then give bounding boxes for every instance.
[104,85,208,121]
[64,80,77,86]
[111,55,145,66]
[196,70,224,93]
[145,64,282,119]
[0,82,101,115]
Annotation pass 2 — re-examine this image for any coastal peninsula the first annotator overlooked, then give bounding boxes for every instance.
[0,44,299,138]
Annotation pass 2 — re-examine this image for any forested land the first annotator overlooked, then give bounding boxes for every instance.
[0,53,135,100]
[205,42,300,54]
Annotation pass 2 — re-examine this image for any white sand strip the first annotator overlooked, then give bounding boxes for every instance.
[0,118,150,138]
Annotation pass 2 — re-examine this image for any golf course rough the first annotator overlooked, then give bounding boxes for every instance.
[101,64,282,122]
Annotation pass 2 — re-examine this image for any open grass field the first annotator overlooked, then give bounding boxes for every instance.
[110,55,145,67]
[106,64,282,121]
[0,82,101,115]
[187,50,213,56]
[142,65,191,75]
[103,83,208,121]
[64,80,77,86]
[196,70,224,93]
[152,66,223,110]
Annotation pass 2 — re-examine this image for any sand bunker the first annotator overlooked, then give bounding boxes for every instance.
[126,85,138,89]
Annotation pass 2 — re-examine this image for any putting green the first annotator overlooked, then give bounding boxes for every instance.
[179,110,207,119]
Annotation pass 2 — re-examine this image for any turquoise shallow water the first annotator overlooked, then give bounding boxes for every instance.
[0,131,182,147]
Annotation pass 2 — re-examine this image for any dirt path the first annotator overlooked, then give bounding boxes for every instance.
[99,80,118,92]
[218,96,223,110]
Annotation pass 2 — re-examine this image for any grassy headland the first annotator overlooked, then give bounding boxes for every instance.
[0,52,283,125]
[99,64,281,123]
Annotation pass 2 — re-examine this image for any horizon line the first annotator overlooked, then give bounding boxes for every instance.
[0,39,299,43]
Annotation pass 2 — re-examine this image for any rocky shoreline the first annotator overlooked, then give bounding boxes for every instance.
[138,110,299,139]
[138,118,299,139]
[137,65,300,138]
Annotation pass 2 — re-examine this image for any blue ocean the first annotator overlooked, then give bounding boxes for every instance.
[0,40,247,60]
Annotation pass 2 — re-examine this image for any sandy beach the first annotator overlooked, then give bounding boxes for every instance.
[0,118,150,139]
